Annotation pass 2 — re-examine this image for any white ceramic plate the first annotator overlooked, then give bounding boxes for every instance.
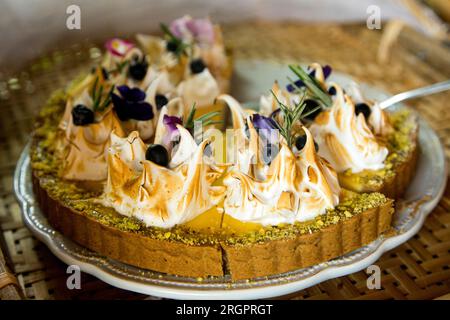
[14,59,447,300]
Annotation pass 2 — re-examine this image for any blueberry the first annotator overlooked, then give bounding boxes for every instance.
[145,144,169,167]
[355,103,371,119]
[155,94,168,110]
[190,59,206,74]
[295,135,307,150]
[303,99,322,121]
[328,86,336,95]
[72,104,94,126]
[166,40,178,52]
[128,57,148,81]
[295,135,319,152]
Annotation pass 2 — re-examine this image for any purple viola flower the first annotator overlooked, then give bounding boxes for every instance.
[163,115,183,146]
[163,115,182,133]
[169,16,215,45]
[286,65,332,92]
[111,85,154,121]
[252,114,279,145]
[252,114,277,131]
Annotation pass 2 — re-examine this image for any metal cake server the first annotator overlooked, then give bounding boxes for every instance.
[379,80,450,109]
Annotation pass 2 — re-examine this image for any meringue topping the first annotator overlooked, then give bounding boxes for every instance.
[223,128,340,225]
[177,68,220,111]
[102,130,226,228]
[309,83,388,173]
[218,95,268,179]
[60,105,125,181]
[259,81,293,116]
[346,82,393,137]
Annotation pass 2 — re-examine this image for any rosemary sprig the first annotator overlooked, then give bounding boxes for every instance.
[184,103,222,129]
[270,89,320,147]
[160,23,190,57]
[90,76,114,112]
[288,65,332,107]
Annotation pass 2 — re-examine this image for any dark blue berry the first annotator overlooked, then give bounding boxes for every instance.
[328,86,336,95]
[155,94,168,110]
[190,59,206,74]
[303,99,322,121]
[72,104,94,126]
[355,103,371,119]
[145,144,169,167]
[295,135,319,152]
[128,57,148,81]
[166,40,178,52]
[295,135,307,150]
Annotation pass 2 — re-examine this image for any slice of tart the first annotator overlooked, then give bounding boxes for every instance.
[260,63,418,199]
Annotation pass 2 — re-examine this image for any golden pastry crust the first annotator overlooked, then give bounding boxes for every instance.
[222,200,393,280]
[33,167,394,280]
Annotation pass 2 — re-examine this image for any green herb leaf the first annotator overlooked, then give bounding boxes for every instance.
[160,23,189,57]
[270,88,312,147]
[90,76,114,112]
[184,103,222,129]
[288,65,332,107]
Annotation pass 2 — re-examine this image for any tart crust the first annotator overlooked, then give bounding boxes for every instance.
[32,169,394,280]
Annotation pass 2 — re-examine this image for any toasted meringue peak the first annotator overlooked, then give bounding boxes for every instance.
[217,94,247,130]
[259,81,303,117]
[346,82,393,137]
[102,131,226,228]
[223,127,340,225]
[200,25,231,93]
[60,107,125,181]
[308,62,328,86]
[177,68,220,111]
[218,95,268,178]
[309,83,388,173]
[169,125,198,168]
[369,103,393,136]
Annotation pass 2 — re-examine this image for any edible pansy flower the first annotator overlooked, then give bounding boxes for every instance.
[111,85,154,121]
[252,114,279,144]
[105,38,134,57]
[286,65,332,92]
[163,114,183,145]
[169,16,215,45]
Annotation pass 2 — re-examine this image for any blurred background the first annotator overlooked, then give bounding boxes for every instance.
[1,0,449,73]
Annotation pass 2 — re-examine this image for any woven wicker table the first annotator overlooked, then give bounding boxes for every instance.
[0,22,449,300]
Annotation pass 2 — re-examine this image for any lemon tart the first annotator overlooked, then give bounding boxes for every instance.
[31,88,394,280]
